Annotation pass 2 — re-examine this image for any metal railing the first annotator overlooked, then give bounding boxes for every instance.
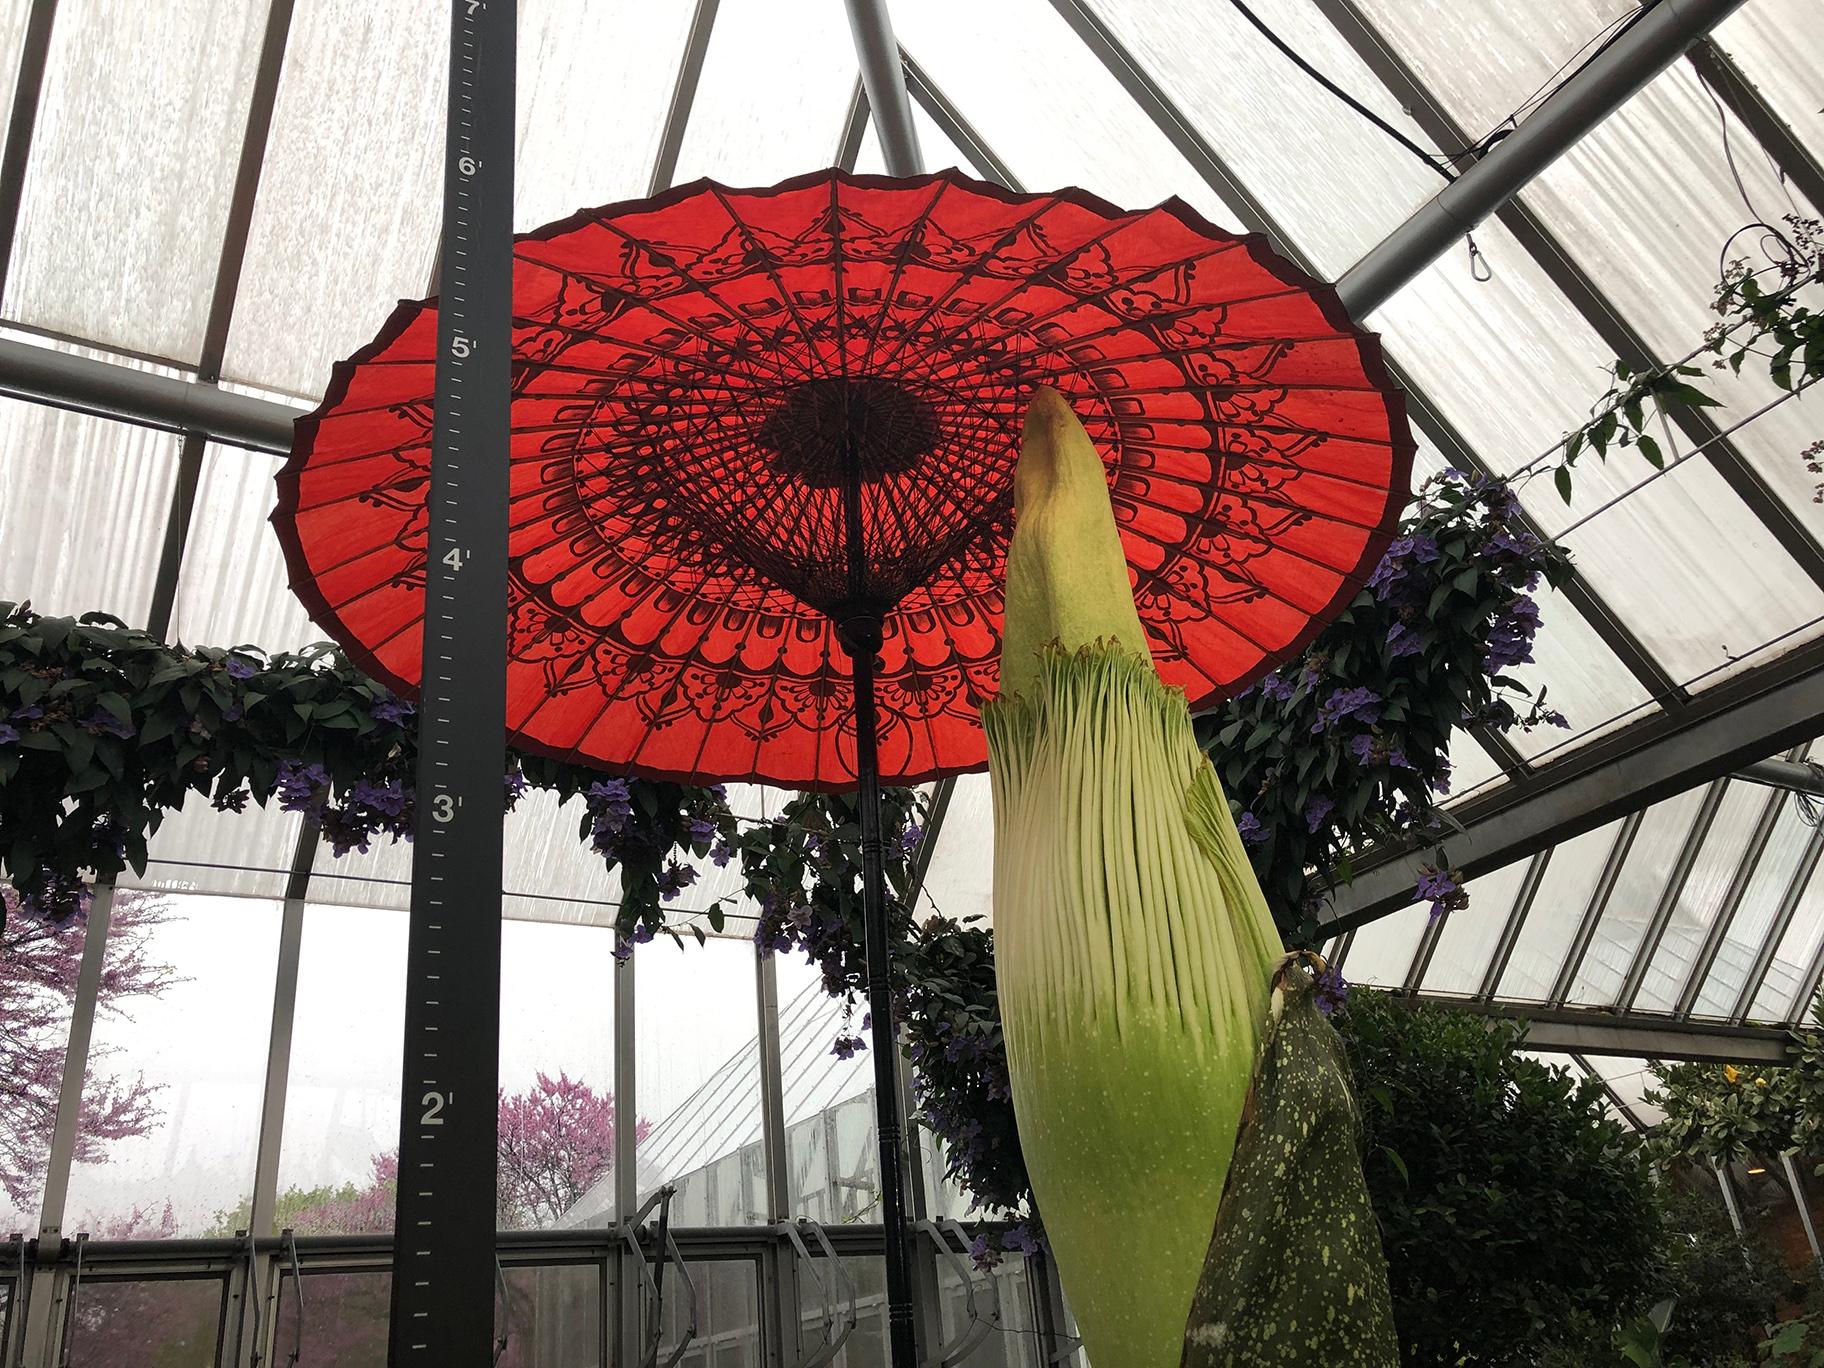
[3,1220,1057,1368]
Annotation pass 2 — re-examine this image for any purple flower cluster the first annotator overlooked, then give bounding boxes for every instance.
[14,868,94,925]
[1484,594,1542,672]
[1236,811,1265,845]
[655,860,697,902]
[224,656,257,681]
[503,768,527,811]
[79,708,135,740]
[1366,532,1439,603]
[1313,966,1350,1017]
[1311,686,1382,734]
[1258,672,1294,702]
[371,694,415,727]
[1385,621,1428,659]
[275,760,330,815]
[1415,864,1469,921]
[1303,794,1335,833]
[830,1034,865,1060]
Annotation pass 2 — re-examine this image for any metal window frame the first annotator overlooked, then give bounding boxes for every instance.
[1732,820,1824,1023]
[0,0,57,302]
[1546,810,1646,1008]
[1477,848,1552,1001]
[1318,637,1824,933]
[1616,778,1731,1012]
[1685,37,1824,216]
[1411,994,1789,1063]
[1567,1052,1652,1132]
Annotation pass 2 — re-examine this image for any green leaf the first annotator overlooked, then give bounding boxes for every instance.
[1554,466,1574,504]
[1637,434,1663,469]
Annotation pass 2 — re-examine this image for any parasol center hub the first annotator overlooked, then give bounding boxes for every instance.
[754,377,939,488]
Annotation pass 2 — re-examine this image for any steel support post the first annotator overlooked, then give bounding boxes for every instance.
[614,950,640,1366]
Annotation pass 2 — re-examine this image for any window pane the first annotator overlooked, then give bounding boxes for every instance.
[659,1259,760,1367]
[0,896,89,1232]
[776,955,876,1221]
[273,1270,390,1367]
[499,921,617,1229]
[1565,790,1710,1007]
[275,903,407,1234]
[1338,904,1430,989]
[499,1263,602,1368]
[63,895,280,1237]
[636,939,764,1224]
[1497,821,1627,1002]
[1699,791,1824,1019]
[1420,859,1529,996]
[4,0,266,361]
[65,1276,225,1368]
[0,397,178,628]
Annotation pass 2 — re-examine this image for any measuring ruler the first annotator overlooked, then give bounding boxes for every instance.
[387,1,514,1362]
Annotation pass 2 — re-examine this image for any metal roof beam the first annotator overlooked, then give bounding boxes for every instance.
[1737,756,1824,797]
[1332,0,1752,316]
[841,0,922,177]
[1315,0,1824,591]
[1410,995,1790,1063]
[648,0,721,198]
[1317,637,1824,932]
[1685,37,1824,216]
[900,50,1025,192]
[1676,761,1794,1015]
[1616,778,1730,1012]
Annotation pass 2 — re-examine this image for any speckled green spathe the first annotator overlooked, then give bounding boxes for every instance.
[1181,965,1398,1367]
[984,646,1282,1368]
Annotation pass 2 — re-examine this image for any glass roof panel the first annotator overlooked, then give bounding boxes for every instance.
[1419,858,1529,996]
[1504,580,1655,760]
[0,396,177,626]
[1352,0,1636,143]
[1519,57,1824,539]
[128,794,304,903]
[1084,0,1440,276]
[672,0,857,187]
[1340,902,1430,988]
[890,0,1240,226]
[1749,849,1824,1023]
[3,0,268,362]
[920,773,993,926]
[166,444,316,652]
[512,0,692,225]
[1554,455,1824,687]
[1496,818,1626,1001]
[1692,783,1824,1018]
[1579,1054,1667,1130]
[1563,786,1710,1006]
[220,0,447,398]
[0,4,27,153]
[1715,0,1824,158]
[1628,780,1774,1013]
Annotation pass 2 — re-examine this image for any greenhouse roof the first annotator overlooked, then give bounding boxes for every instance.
[0,0,1820,1054]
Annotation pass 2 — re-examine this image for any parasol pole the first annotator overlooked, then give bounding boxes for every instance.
[837,438,921,1368]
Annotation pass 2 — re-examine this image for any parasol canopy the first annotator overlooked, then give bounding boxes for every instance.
[275,167,1413,789]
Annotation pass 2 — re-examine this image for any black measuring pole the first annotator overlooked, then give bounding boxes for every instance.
[386,2,514,1364]
[837,442,919,1368]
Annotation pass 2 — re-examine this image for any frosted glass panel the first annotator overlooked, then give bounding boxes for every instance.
[1556,456,1824,687]
[167,445,317,653]
[222,0,447,398]
[892,0,1242,227]
[1421,859,1528,996]
[920,773,994,926]
[64,895,282,1236]
[674,0,858,187]
[1507,582,1655,760]
[0,6,28,155]
[1565,789,1709,1006]
[1340,903,1430,988]
[512,0,692,225]
[132,797,304,903]
[1716,0,1824,158]
[277,902,407,1233]
[1088,0,1438,275]
[1749,852,1824,1024]
[0,396,178,627]
[1497,820,1626,1002]
[5,0,266,361]
[1693,790,1823,1018]
[1629,783,1773,1012]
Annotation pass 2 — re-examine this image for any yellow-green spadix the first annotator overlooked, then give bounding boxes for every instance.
[983,386,1282,1368]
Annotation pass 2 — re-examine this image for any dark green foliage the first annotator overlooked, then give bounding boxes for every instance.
[1656,1181,1787,1366]
[1183,965,1397,1365]
[1334,991,1662,1365]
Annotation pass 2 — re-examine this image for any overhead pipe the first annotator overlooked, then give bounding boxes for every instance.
[1335,0,1750,315]
[840,0,923,177]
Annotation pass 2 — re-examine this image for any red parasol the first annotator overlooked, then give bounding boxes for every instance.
[276,167,1412,791]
